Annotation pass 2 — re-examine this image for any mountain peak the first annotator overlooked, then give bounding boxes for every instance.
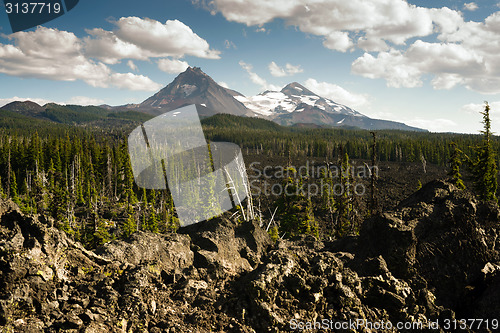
[281,82,316,96]
[183,66,207,76]
[139,67,249,116]
[2,100,45,114]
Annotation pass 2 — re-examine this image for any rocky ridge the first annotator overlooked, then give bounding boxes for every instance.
[0,180,499,332]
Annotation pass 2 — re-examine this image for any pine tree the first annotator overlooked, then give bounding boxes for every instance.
[0,175,4,199]
[302,198,318,238]
[473,102,498,201]
[276,167,302,236]
[148,208,159,233]
[448,142,465,190]
[122,208,137,238]
[10,171,20,205]
[335,153,353,237]
[92,218,110,247]
[268,225,279,242]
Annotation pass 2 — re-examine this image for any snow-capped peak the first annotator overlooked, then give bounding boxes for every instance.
[236,82,363,118]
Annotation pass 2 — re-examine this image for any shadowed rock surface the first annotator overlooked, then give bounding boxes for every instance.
[1,180,499,332]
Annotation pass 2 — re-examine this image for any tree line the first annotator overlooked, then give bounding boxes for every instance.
[0,105,498,246]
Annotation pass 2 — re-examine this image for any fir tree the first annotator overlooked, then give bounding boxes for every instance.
[473,102,498,201]
[147,207,159,233]
[10,171,20,205]
[302,198,318,238]
[122,208,137,238]
[0,175,4,199]
[335,153,353,237]
[448,142,465,190]
[92,218,110,247]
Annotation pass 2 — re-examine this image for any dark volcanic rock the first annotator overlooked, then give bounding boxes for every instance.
[0,179,499,332]
[357,180,500,315]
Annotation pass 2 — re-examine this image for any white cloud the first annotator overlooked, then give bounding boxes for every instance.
[463,2,478,11]
[0,27,162,91]
[239,61,281,91]
[108,73,162,91]
[207,0,500,94]
[208,0,434,47]
[462,101,500,116]
[158,58,190,74]
[218,81,229,88]
[304,78,368,108]
[268,61,303,77]
[0,95,105,108]
[116,18,220,59]
[83,28,146,64]
[224,39,237,49]
[84,17,220,64]
[127,60,138,71]
[404,118,457,132]
[323,31,353,52]
[268,62,286,77]
[351,50,423,88]
[0,96,57,108]
[352,41,490,91]
[66,96,105,105]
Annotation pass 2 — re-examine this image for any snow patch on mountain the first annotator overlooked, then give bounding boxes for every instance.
[234,92,295,116]
[237,82,364,119]
[181,84,197,97]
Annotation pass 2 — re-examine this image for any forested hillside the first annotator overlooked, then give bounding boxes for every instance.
[0,111,497,248]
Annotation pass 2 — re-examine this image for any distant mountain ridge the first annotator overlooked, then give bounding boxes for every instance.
[0,101,153,127]
[1,67,426,132]
[134,67,423,131]
[234,81,424,131]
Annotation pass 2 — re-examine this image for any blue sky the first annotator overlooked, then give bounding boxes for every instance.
[1,0,500,133]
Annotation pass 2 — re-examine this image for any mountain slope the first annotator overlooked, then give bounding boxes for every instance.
[273,104,425,131]
[138,67,251,116]
[1,101,49,120]
[200,113,284,131]
[236,82,425,131]
[235,82,363,118]
[0,101,152,128]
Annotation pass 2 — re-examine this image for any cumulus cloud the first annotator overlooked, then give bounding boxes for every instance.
[462,101,500,116]
[115,18,220,59]
[66,96,105,105]
[206,0,434,47]
[218,81,230,88]
[268,61,303,77]
[404,118,457,132]
[352,41,490,91]
[323,31,353,52]
[158,58,190,74]
[0,96,57,108]
[304,78,368,108]
[204,0,500,94]
[127,60,138,71]
[108,73,162,91]
[0,96,105,108]
[239,61,281,91]
[84,17,220,64]
[224,39,237,49]
[0,27,163,91]
[0,17,220,91]
[463,2,478,11]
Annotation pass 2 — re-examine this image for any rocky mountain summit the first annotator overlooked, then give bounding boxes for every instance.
[138,67,250,117]
[1,180,499,332]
